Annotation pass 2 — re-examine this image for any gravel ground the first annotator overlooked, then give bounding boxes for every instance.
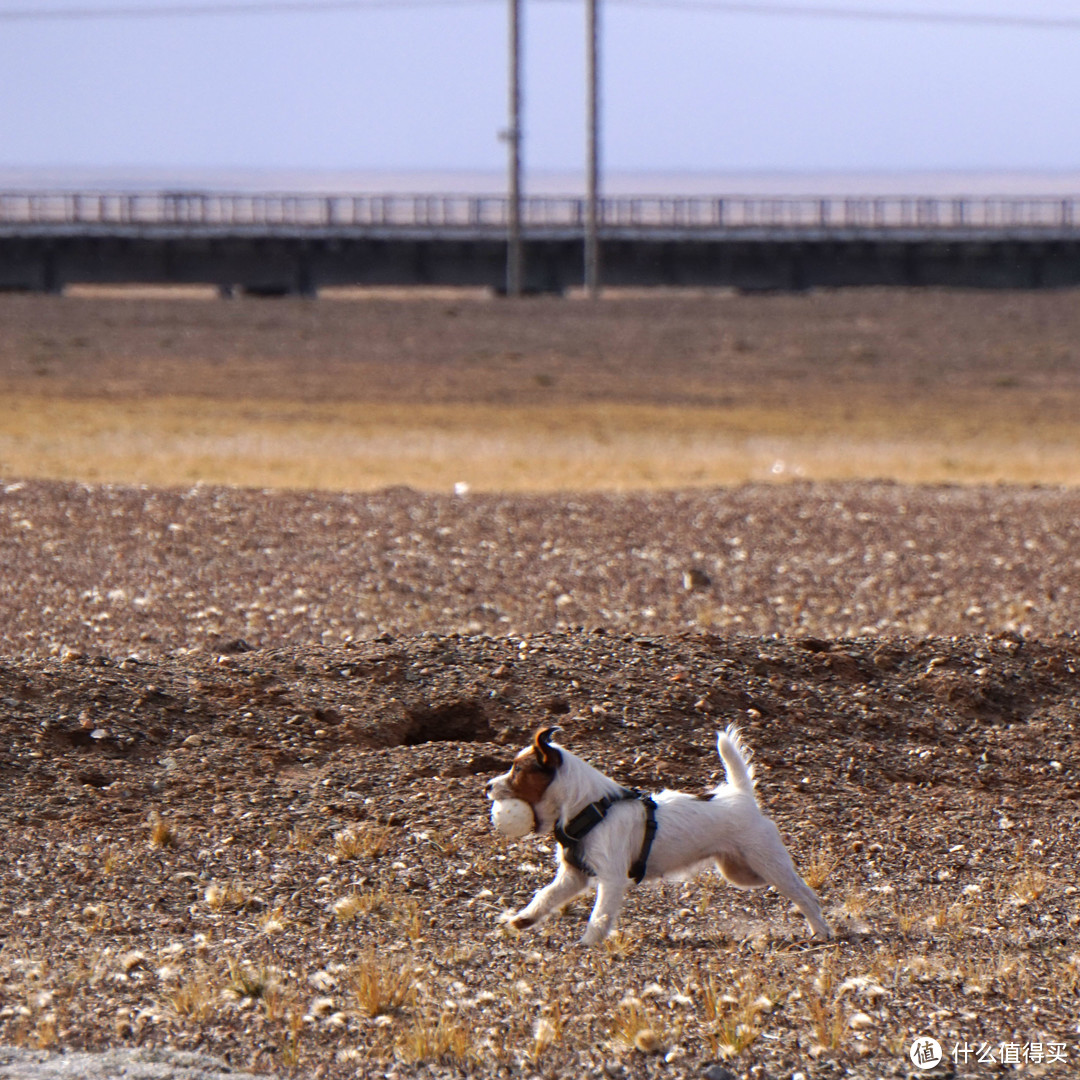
[0,1047,261,1080]
[1,478,1079,1080]
[3,478,1080,657]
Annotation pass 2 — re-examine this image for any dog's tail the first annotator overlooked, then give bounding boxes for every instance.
[716,724,756,793]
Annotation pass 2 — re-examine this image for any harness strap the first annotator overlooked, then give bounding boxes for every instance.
[628,795,657,885]
[553,788,657,883]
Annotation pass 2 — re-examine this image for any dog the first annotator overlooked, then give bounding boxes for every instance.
[486,724,832,945]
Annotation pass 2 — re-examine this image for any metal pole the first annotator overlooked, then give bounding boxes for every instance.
[585,0,600,298]
[506,0,524,297]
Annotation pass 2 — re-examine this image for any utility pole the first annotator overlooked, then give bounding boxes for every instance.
[506,0,524,297]
[585,0,601,298]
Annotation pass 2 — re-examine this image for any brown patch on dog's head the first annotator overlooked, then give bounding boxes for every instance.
[502,726,562,806]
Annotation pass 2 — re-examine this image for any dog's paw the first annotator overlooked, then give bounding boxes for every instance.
[579,926,607,947]
[498,910,535,931]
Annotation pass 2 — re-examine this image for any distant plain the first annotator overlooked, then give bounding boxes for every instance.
[2,286,1079,491]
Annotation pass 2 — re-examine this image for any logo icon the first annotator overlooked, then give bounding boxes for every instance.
[910,1036,943,1070]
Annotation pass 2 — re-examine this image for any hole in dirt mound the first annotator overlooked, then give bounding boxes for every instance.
[400,700,493,746]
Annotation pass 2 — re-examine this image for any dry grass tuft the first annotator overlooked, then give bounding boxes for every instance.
[223,958,280,1003]
[203,880,255,913]
[530,1008,564,1060]
[802,845,839,890]
[347,953,418,1018]
[701,975,773,1058]
[331,893,367,924]
[1009,867,1049,905]
[99,846,123,875]
[333,823,394,861]
[612,997,665,1055]
[395,1011,476,1066]
[164,966,216,1022]
[287,825,318,853]
[148,812,178,849]
[804,990,848,1054]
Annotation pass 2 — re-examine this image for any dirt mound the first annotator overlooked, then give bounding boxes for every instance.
[5,629,1077,790]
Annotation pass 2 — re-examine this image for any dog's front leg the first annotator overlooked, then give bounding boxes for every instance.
[581,878,629,945]
[504,862,589,932]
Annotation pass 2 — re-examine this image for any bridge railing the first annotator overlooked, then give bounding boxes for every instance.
[1,190,1078,231]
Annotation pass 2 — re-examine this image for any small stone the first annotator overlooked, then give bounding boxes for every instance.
[702,1066,735,1080]
[682,567,711,591]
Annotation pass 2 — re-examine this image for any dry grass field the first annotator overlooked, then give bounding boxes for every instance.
[2,287,1080,490]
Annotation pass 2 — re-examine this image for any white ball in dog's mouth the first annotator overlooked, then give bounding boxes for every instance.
[491,797,534,838]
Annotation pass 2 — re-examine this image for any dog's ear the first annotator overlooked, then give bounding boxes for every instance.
[533,725,563,772]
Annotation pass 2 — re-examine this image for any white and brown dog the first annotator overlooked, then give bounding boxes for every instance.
[486,724,832,945]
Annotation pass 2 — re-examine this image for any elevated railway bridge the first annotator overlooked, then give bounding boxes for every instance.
[3,189,1080,295]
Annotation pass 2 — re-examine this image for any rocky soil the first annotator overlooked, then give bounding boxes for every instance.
[1,477,1079,1079]
[3,478,1080,656]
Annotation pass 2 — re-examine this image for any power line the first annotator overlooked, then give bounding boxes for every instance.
[3,0,1080,29]
[612,0,1080,31]
[0,0,482,21]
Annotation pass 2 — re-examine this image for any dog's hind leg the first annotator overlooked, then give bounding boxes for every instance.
[729,828,833,938]
[739,848,832,938]
[765,865,832,938]
[717,853,768,888]
[505,863,589,932]
[581,878,629,946]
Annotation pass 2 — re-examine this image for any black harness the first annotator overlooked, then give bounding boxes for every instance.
[553,788,658,884]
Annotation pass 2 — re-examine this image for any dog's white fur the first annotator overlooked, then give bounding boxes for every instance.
[486,725,831,945]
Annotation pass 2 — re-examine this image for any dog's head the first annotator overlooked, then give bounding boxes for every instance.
[485,725,564,833]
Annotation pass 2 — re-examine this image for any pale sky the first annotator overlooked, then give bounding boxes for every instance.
[2,0,1080,187]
